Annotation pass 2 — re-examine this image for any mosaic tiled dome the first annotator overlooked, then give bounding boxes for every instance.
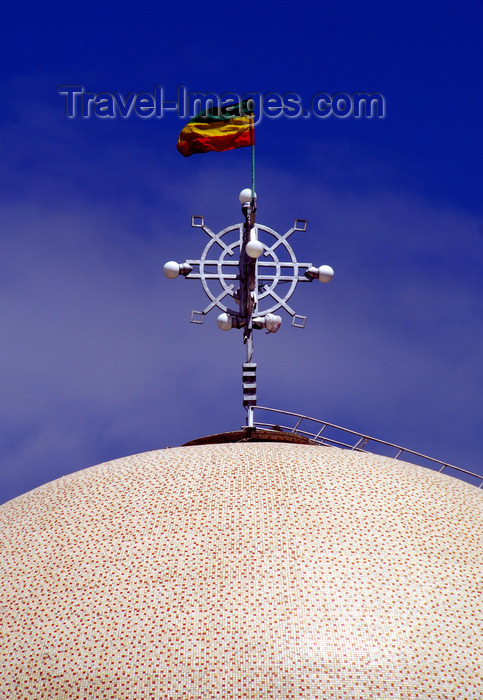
[1,441,482,699]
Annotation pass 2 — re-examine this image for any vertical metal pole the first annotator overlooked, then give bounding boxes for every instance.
[251,118,255,207]
[246,330,254,428]
[243,107,257,430]
[241,199,256,428]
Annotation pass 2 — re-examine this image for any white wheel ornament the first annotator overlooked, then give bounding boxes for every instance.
[184,216,321,328]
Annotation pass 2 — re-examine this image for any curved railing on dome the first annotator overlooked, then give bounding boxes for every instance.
[252,406,483,489]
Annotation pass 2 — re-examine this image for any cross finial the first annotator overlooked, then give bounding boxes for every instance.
[163,190,334,426]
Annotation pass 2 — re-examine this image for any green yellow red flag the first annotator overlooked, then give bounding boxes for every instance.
[177,100,254,157]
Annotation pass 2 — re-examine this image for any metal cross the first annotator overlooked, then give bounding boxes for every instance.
[164,190,334,427]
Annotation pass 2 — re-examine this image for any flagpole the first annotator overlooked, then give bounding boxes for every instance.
[250,114,256,208]
[245,111,256,429]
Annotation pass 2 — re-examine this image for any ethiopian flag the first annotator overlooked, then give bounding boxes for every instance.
[177,100,254,157]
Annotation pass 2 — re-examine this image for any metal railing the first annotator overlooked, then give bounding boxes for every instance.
[252,406,483,489]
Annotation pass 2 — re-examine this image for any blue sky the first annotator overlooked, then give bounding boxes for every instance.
[1,0,482,502]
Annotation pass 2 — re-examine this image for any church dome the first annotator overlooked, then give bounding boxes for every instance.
[1,441,482,699]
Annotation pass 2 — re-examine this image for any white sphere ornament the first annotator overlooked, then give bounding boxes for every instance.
[216,313,233,331]
[318,265,334,283]
[163,261,180,279]
[239,188,256,204]
[246,239,264,258]
[264,313,282,333]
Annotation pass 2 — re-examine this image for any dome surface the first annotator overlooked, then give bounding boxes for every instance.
[1,442,482,699]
